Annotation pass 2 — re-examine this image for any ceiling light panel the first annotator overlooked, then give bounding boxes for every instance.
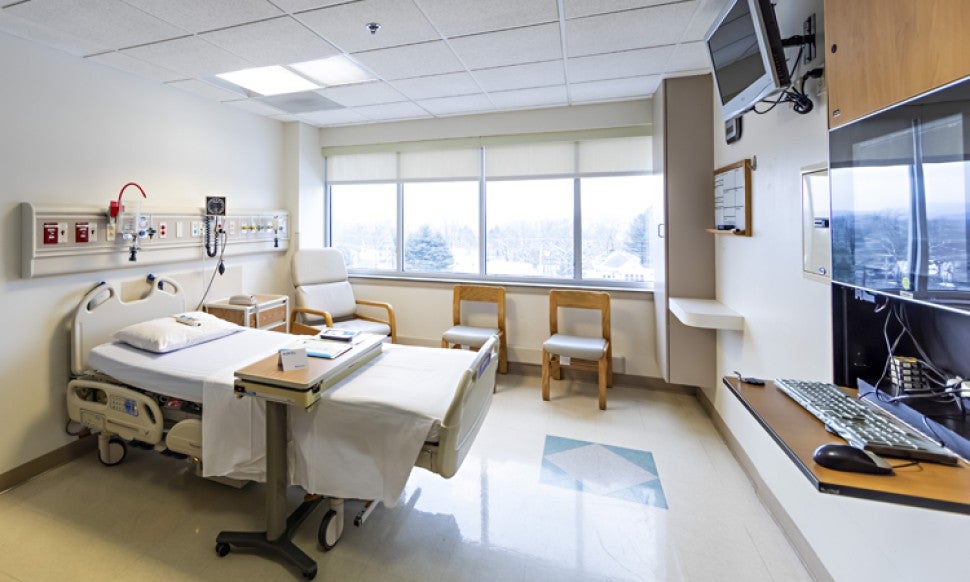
[202,16,340,66]
[392,72,481,100]
[316,81,407,107]
[448,23,562,70]
[6,0,185,50]
[472,60,565,92]
[568,46,673,83]
[353,41,463,81]
[123,36,252,77]
[290,55,374,86]
[416,0,559,37]
[218,66,319,96]
[123,0,283,33]
[566,2,698,57]
[297,0,439,53]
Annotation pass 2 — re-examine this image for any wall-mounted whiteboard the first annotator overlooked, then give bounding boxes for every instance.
[710,160,752,237]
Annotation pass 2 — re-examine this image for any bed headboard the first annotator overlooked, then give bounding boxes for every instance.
[71,277,185,375]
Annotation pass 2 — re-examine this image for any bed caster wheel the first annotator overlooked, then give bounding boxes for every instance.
[215,542,230,557]
[303,566,317,580]
[318,509,339,551]
[99,437,127,466]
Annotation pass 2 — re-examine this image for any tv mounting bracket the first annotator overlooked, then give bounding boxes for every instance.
[781,14,817,64]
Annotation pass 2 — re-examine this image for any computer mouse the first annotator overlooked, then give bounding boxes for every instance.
[812,443,894,475]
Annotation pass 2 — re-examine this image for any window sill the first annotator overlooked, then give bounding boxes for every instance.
[347,273,655,296]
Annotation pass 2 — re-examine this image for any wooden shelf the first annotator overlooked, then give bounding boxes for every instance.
[723,377,970,514]
[669,297,743,331]
[706,228,747,236]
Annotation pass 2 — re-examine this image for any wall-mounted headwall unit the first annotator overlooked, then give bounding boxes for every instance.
[21,203,289,278]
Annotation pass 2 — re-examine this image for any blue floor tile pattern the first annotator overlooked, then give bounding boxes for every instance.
[540,435,668,509]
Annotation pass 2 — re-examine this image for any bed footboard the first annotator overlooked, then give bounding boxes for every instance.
[416,335,499,478]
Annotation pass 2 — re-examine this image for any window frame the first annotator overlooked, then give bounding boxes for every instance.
[325,148,656,290]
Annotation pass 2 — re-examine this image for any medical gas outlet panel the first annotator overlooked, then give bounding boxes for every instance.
[21,203,289,278]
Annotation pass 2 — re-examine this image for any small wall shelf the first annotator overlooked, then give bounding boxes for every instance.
[669,297,744,331]
[705,228,747,236]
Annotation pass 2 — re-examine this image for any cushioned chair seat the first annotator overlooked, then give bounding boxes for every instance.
[331,319,391,337]
[543,334,607,360]
[442,325,499,347]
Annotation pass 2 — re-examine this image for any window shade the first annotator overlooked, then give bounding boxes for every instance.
[484,141,577,178]
[327,152,396,182]
[578,136,652,174]
[400,148,479,180]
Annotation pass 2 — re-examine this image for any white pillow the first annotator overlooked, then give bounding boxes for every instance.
[114,311,243,353]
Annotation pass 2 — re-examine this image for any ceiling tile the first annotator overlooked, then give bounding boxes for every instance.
[0,10,107,55]
[568,46,673,83]
[392,72,480,100]
[354,101,432,121]
[201,16,339,66]
[6,0,187,51]
[270,113,300,122]
[273,1,347,14]
[259,91,341,113]
[666,41,711,74]
[353,41,463,81]
[417,93,493,116]
[86,51,184,82]
[566,2,698,57]
[562,0,676,20]
[316,81,407,107]
[570,75,661,103]
[298,109,371,126]
[488,86,567,108]
[226,99,287,116]
[472,60,565,92]
[297,0,438,53]
[683,0,732,41]
[166,79,246,101]
[449,23,562,69]
[122,36,253,77]
[415,0,559,37]
[123,0,283,33]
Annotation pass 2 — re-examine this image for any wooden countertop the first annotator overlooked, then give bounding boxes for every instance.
[723,377,970,514]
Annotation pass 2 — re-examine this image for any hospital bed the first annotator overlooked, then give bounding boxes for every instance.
[67,277,498,553]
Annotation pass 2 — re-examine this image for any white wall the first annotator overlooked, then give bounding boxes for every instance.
[710,1,970,580]
[0,32,291,475]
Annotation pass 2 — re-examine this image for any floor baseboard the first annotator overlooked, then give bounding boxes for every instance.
[0,436,97,494]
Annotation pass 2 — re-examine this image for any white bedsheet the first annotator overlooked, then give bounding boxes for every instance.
[87,330,478,506]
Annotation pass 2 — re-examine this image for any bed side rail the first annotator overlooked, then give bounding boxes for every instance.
[434,335,499,477]
[67,378,164,444]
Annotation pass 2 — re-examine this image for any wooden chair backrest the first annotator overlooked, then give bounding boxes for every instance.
[453,284,506,329]
[548,289,611,340]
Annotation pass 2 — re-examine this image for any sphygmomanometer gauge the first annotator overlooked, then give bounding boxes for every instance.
[205,196,226,216]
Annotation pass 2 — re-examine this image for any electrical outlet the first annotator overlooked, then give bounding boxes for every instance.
[158,222,168,239]
[191,221,201,237]
[106,223,117,241]
[228,220,236,236]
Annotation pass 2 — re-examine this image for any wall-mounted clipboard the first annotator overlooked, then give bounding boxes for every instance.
[709,159,752,237]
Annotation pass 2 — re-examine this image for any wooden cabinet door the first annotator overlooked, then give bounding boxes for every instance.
[826,0,970,128]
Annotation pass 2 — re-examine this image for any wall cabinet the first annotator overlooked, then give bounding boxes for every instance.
[825,0,970,128]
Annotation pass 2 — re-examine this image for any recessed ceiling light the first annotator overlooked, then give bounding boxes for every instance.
[290,55,375,87]
[217,66,319,96]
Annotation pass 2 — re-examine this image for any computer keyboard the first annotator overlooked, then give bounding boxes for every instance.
[774,378,961,466]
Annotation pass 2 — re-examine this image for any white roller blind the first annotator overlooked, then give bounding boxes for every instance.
[484,141,576,178]
[578,136,652,174]
[327,152,396,181]
[400,148,479,180]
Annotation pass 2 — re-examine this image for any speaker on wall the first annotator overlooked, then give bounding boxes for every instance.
[725,116,742,144]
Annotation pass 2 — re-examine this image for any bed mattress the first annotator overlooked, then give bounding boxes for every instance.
[88,328,293,402]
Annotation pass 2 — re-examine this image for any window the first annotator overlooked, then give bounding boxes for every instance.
[325,134,658,287]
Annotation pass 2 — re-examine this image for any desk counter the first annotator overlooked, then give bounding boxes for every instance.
[723,377,970,514]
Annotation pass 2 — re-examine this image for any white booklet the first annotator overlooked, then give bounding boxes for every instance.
[299,338,353,359]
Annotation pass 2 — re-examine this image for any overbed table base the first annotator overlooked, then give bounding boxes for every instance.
[215,401,322,579]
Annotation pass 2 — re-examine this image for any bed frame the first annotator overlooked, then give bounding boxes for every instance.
[66,277,498,551]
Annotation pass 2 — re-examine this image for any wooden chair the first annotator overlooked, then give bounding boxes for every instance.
[541,290,612,410]
[441,285,508,377]
[289,248,397,342]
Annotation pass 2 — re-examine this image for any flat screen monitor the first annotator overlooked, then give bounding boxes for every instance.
[705,0,791,121]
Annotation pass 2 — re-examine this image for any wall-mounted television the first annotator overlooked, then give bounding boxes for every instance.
[705,0,791,121]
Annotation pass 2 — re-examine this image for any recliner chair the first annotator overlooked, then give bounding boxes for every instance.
[290,248,397,342]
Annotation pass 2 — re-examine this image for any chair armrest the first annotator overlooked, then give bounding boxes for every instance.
[289,321,322,336]
[290,306,334,328]
[354,299,397,343]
